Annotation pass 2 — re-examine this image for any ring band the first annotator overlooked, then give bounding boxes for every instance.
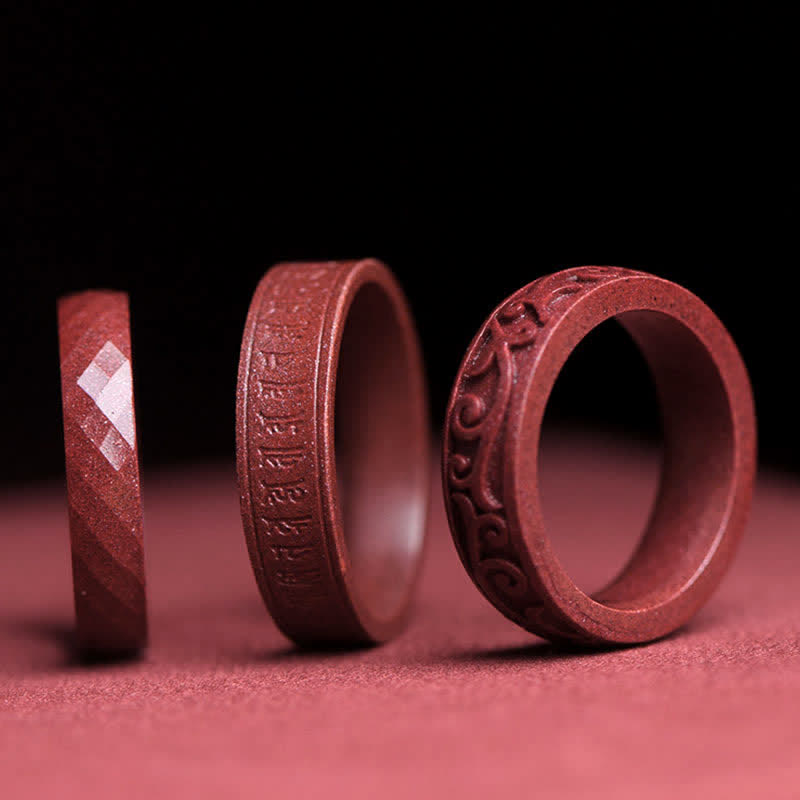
[443,266,756,645]
[58,290,147,653]
[237,260,430,645]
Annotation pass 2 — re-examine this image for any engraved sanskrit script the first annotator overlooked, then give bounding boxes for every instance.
[246,264,339,599]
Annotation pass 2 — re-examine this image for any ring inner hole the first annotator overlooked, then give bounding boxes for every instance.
[334,282,425,623]
[540,320,662,597]
[541,312,735,609]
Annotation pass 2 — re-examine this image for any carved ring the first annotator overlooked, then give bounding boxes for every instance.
[443,267,756,645]
[237,260,430,645]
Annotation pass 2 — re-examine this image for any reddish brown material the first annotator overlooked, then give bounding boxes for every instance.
[236,260,430,645]
[58,290,147,653]
[443,266,757,645]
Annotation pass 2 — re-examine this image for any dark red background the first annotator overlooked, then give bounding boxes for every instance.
[2,439,799,796]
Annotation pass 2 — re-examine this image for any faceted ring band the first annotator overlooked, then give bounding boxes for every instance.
[58,290,147,654]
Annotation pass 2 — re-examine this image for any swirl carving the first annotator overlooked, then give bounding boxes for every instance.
[446,267,629,635]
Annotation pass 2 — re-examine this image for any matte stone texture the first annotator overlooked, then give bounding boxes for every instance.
[57,290,147,653]
[443,266,757,645]
[236,260,430,645]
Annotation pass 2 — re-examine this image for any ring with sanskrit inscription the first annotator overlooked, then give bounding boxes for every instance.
[443,266,756,645]
[237,260,430,645]
[58,290,147,654]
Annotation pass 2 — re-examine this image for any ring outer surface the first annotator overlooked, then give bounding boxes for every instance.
[58,290,147,653]
[443,266,756,645]
[236,259,430,646]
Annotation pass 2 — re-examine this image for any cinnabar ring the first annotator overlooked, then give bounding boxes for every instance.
[443,266,756,645]
[237,260,430,645]
[58,290,147,653]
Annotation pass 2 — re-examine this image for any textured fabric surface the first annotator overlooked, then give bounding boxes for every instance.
[1,433,798,798]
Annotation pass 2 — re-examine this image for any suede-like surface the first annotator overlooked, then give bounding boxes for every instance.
[2,433,798,798]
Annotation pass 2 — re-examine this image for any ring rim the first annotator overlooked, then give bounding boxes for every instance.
[443,266,756,645]
[237,259,430,645]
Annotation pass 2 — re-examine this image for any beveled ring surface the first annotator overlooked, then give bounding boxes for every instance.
[58,290,147,653]
[237,260,430,646]
[443,266,756,645]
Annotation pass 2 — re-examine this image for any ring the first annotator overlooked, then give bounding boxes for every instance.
[443,266,756,645]
[237,260,430,645]
[58,290,147,653]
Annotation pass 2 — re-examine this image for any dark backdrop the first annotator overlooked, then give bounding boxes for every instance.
[2,7,796,484]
